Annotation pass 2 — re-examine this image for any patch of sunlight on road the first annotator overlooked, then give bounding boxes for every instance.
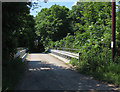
[28,67,55,71]
[26,53,43,61]
[27,59,42,61]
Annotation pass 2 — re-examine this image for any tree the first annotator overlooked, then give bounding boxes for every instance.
[35,5,72,47]
[2,2,35,61]
[116,1,120,55]
[2,2,37,90]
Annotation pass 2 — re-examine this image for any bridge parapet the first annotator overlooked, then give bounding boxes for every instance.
[14,48,28,62]
[49,48,81,63]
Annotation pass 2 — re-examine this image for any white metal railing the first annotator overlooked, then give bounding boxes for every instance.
[50,49,80,60]
[14,49,26,59]
[50,47,79,53]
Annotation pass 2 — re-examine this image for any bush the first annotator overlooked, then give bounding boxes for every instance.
[114,55,120,64]
[100,63,120,85]
[70,58,78,66]
[77,47,120,86]
[78,45,110,71]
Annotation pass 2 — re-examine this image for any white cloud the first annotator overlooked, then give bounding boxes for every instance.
[72,1,77,6]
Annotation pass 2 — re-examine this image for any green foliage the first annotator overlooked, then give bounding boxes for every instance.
[17,14,36,49]
[78,47,110,72]
[77,47,120,86]
[116,4,120,56]
[70,58,78,66]
[52,2,112,49]
[94,63,120,85]
[2,2,36,90]
[35,5,73,47]
[52,2,120,86]
[2,2,36,59]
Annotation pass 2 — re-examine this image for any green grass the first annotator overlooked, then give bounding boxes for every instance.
[70,58,120,87]
[81,63,120,86]
[2,58,26,91]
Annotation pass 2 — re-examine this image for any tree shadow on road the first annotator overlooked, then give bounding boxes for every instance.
[17,59,118,91]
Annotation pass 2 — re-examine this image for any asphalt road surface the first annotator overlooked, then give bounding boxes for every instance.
[14,53,118,90]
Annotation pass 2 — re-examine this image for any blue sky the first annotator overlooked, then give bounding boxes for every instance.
[30,1,120,17]
[30,2,75,17]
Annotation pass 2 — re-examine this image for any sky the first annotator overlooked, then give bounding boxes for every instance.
[30,1,120,17]
[30,2,75,17]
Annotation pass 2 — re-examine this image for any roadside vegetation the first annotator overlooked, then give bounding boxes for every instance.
[2,2,36,90]
[2,58,25,91]
[2,1,120,90]
[35,2,120,86]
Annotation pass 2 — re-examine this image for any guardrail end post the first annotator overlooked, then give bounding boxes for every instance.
[78,52,81,63]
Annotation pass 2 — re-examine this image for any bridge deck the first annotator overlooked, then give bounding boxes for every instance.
[14,53,117,90]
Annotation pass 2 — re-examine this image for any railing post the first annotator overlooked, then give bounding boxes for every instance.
[78,52,81,63]
[78,53,79,62]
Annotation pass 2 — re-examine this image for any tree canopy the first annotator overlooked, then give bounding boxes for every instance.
[35,4,73,46]
[2,2,36,61]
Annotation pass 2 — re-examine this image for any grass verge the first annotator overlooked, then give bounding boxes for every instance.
[70,58,120,87]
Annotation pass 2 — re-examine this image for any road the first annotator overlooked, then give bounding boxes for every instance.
[14,53,118,90]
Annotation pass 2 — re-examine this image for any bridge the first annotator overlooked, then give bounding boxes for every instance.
[13,48,118,90]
